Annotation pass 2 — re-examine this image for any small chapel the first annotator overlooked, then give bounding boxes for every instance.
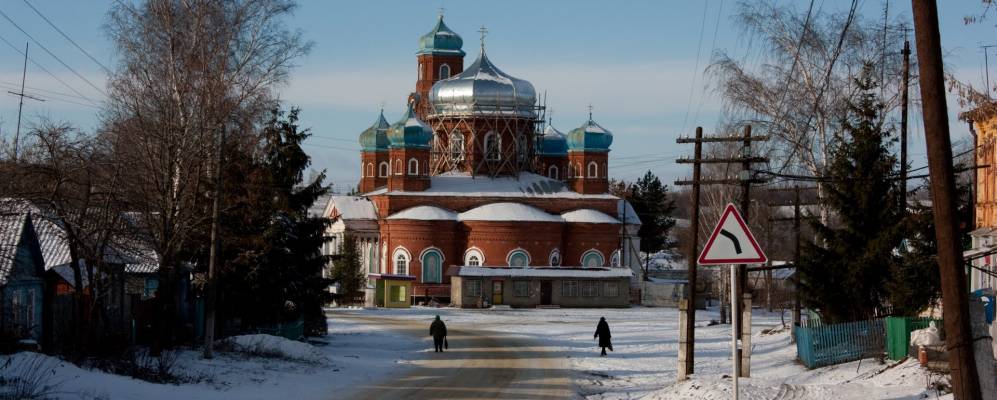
[324,15,642,308]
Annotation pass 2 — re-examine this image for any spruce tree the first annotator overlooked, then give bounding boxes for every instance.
[331,234,366,306]
[628,171,677,275]
[797,66,904,323]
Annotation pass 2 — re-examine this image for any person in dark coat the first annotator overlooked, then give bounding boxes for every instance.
[594,317,613,356]
[430,315,447,352]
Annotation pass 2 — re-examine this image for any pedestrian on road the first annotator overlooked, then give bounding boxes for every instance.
[594,317,613,356]
[430,315,448,353]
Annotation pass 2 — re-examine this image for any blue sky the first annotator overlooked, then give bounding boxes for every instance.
[0,1,992,192]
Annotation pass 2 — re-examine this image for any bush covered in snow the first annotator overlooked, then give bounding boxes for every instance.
[217,334,326,363]
[0,353,63,400]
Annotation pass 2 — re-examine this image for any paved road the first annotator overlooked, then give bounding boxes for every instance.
[338,315,576,400]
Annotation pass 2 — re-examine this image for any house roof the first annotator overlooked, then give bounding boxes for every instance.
[385,203,623,224]
[452,266,633,279]
[369,172,619,199]
[0,212,29,285]
[326,196,378,220]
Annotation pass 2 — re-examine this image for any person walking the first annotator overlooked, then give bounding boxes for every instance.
[430,315,448,353]
[594,316,613,356]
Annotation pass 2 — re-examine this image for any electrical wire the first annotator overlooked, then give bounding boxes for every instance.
[21,0,112,74]
[0,31,100,106]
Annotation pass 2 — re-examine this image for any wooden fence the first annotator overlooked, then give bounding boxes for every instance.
[794,318,886,369]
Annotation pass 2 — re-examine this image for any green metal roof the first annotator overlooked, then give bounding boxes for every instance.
[417,16,465,56]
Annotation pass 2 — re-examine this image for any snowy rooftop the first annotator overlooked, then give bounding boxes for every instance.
[327,196,378,220]
[453,266,633,278]
[0,212,28,284]
[386,202,622,224]
[370,172,618,200]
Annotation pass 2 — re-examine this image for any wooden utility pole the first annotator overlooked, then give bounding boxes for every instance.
[8,43,44,161]
[911,1,982,399]
[675,126,767,379]
[203,125,225,359]
[767,185,816,343]
[900,32,911,215]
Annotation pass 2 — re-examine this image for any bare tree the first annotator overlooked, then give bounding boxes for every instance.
[103,0,310,351]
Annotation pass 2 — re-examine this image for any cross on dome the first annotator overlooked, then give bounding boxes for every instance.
[437,5,445,18]
[588,104,594,120]
[478,26,488,50]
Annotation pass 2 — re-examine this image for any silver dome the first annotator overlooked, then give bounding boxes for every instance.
[428,50,537,118]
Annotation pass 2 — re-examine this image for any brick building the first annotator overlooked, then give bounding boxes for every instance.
[966,105,997,295]
[325,16,641,307]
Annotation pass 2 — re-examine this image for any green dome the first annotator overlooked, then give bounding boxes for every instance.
[567,118,613,153]
[387,103,433,149]
[418,16,465,56]
[359,110,390,151]
[540,125,568,155]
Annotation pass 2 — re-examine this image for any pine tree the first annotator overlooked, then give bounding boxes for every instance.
[797,66,904,323]
[628,171,677,276]
[331,234,366,306]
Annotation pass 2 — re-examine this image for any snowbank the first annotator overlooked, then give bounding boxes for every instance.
[219,334,326,363]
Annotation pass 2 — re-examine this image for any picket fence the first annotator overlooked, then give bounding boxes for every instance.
[794,318,886,369]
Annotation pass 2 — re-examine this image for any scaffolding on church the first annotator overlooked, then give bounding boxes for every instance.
[426,93,547,178]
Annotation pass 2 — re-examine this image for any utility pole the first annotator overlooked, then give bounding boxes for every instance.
[768,186,817,343]
[203,125,225,359]
[982,44,997,100]
[8,43,44,161]
[675,126,767,379]
[900,31,911,215]
[911,1,982,399]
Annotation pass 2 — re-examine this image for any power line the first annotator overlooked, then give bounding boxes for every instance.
[0,32,99,106]
[0,7,107,97]
[677,0,711,139]
[21,0,112,74]
[691,0,725,127]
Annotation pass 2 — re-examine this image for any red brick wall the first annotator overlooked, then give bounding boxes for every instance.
[387,148,430,191]
[462,221,565,266]
[567,152,609,194]
[370,194,618,219]
[424,117,536,176]
[359,151,389,193]
[539,155,568,181]
[415,54,464,119]
[383,219,458,281]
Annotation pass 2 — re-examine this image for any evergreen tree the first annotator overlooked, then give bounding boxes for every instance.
[628,171,677,275]
[331,234,366,305]
[797,66,904,323]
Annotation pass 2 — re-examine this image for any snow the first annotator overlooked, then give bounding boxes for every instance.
[220,334,327,363]
[459,202,563,222]
[385,205,458,221]
[384,172,619,199]
[455,266,633,278]
[617,200,641,225]
[327,196,378,220]
[562,209,621,224]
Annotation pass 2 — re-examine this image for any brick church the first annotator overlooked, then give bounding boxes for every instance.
[324,15,642,307]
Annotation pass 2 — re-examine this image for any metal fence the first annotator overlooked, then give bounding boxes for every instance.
[794,318,886,369]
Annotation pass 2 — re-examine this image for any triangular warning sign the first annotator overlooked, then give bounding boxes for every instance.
[698,203,767,265]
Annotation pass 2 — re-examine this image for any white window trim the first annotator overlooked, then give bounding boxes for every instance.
[484,131,501,161]
[548,165,559,180]
[610,250,621,268]
[378,161,389,178]
[450,130,465,161]
[392,247,411,275]
[464,247,485,266]
[580,249,605,268]
[548,249,561,266]
[587,161,598,178]
[408,158,419,175]
[505,248,531,267]
[394,158,403,175]
[439,64,450,79]
[419,247,445,283]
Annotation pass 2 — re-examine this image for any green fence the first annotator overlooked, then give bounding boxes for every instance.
[255,318,305,341]
[794,318,886,369]
[885,317,941,361]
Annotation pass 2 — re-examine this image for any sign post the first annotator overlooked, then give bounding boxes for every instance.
[698,203,767,399]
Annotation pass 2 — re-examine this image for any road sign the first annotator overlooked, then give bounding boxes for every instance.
[698,203,767,265]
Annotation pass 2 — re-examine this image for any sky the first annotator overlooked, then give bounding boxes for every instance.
[0,0,993,193]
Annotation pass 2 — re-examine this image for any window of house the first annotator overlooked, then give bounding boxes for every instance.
[588,161,598,178]
[439,64,450,79]
[379,162,389,178]
[368,245,378,274]
[513,281,529,297]
[390,285,406,302]
[581,281,599,297]
[466,280,482,297]
[484,131,501,161]
[408,158,419,175]
[450,131,464,161]
[604,282,620,297]
[548,165,559,180]
[562,281,578,297]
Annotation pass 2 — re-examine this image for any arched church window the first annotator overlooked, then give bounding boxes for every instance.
[439,64,450,79]
[581,249,604,268]
[464,248,484,266]
[516,136,527,162]
[393,248,410,275]
[379,162,389,178]
[394,159,403,175]
[450,130,464,161]
[610,250,621,268]
[506,249,530,268]
[419,63,424,80]
[548,165,559,180]
[602,162,608,178]
[368,245,377,274]
[421,248,443,283]
[576,163,583,177]
[366,163,374,177]
[484,131,501,161]
[588,161,598,178]
[408,158,419,175]
[549,249,561,266]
